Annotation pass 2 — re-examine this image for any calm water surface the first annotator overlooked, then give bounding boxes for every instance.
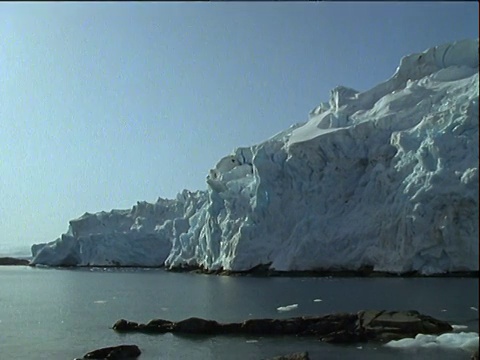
[0,266,478,359]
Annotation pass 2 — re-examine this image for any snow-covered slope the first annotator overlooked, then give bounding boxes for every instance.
[31,39,479,274]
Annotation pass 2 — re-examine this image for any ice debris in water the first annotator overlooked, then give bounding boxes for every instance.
[277,304,299,312]
[385,332,479,352]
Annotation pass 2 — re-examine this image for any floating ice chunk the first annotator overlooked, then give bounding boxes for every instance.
[385,332,479,352]
[313,299,323,302]
[452,325,469,331]
[436,332,479,352]
[470,307,478,312]
[385,334,434,348]
[93,300,107,304]
[277,304,298,312]
[246,340,258,343]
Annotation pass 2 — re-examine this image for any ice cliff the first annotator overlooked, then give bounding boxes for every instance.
[31,39,479,274]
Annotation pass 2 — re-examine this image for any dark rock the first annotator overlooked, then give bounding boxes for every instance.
[219,322,243,333]
[302,313,358,336]
[143,318,173,333]
[472,350,479,360]
[112,319,139,332]
[357,310,452,341]
[321,329,364,344]
[173,317,221,334]
[82,344,141,359]
[265,352,310,360]
[0,257,30,266]
[112,310,452,344]
[241,318,287,335]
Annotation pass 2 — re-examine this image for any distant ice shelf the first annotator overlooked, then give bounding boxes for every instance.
[31,39,479,275]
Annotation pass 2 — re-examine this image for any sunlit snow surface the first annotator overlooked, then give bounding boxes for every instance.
[31,39,479,274]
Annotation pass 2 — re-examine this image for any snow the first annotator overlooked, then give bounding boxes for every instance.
[31,39,479,274]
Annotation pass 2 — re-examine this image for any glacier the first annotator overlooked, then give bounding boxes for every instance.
[31,39,479,275]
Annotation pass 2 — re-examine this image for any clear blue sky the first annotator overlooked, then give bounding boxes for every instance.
[0,2,478,251]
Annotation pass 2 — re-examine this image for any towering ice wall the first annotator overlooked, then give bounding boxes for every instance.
[31,39,479,274]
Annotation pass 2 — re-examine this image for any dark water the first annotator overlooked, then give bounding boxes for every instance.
[0,266,478,359]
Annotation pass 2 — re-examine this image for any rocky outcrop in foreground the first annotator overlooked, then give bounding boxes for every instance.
[76,345,141,360]
[265,352,310,360]
[112,310,452,343]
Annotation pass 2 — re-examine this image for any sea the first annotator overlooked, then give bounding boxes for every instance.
[1,263,478,360]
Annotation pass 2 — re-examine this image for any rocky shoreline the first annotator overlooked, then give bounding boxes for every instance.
[75,309,479,360]
[0,257,30,266]
[112,310,452,343]
[168,264,480,278]
[76,310,460,359]
[65,308,480,359]
[18,260,479,277]
[2,255,478,278]
[4,253,478,278]
[78,345,311,360]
